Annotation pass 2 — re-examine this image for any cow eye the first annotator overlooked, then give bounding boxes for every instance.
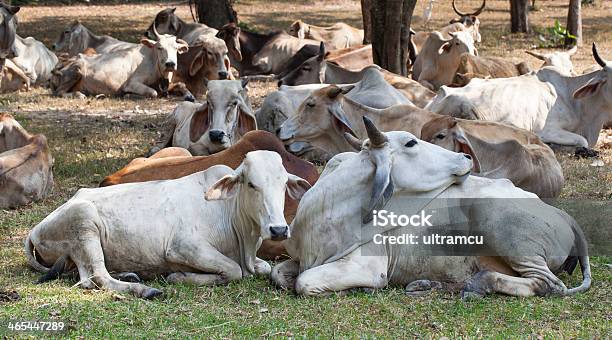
[302,66,311,71]
[306,102,315,108]
[405,139,418,147]
[436,133,446,139]
[248,182,258,190]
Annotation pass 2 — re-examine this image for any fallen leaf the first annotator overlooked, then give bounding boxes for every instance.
[590,159,604,167]
[250,299,261,305]
[259,307,269,313]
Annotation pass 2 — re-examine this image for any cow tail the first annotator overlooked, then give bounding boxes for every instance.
[24,233,50,273]
[564,223,592,295]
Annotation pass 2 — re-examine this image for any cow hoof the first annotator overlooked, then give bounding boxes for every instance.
[574,147,599,158]
[142,288,163,300]
[460,289,484,301]
[405,280,442,296]
[114,272,141,283]
[184,94,196,102]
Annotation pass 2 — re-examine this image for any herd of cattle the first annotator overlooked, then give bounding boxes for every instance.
[1,1,608,299]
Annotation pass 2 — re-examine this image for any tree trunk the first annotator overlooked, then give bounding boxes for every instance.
[566,0,582,47]
[365,0,417,76]
[510,0,529,33]
[361,0,373,44]
[196,0,237,29]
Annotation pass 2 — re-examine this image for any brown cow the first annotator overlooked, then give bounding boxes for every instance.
[100,130,319,260]
[451,53,532,86]
[0,58,30,93]
[420,116,564,198]
[0,113,54,208]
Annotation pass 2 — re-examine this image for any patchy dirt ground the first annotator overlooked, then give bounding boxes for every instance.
[0,0,610,337]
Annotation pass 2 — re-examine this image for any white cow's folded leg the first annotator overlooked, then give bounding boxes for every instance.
[270,259,299,290]
[165,246,242,285]
[122,81,158,98]
[72,237,162,299]
[537,127,589,148]
[253,257,272,276]
[294,252,388,296]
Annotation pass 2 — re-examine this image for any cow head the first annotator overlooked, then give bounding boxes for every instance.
[141,27,189,78]
[0,113,30,152]
[189,79,256,155]
[216,22,242,61]
[288,20,307,40]
[205,150,310,240]
[573,43,611,104]
[0,3,19,58]
[347,117,473,223]
[183,35,230,80]
[525,46,577,75]
[420,116,481,173]
[53,20,87,55]
[279,85,355,155]
[435,31,475,57]
[278,42,327,86]
[449,0,484,43]
[145,7,182,39]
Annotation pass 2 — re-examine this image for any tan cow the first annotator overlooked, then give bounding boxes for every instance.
[420,116,564,198]
[0,59,30,93]
[278,85,438,155]
[451,53,532,86]
[51,30,188,98]
[288,20,364,50]
[412,30,476,90]
[0,113,53,209]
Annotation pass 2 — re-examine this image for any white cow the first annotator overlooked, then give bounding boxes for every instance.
[25,151,310,298]
[11,34,58,87]
[426,43,611,148]
[272,118,591,299]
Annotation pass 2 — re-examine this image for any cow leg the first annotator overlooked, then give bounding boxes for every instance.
[462,258,567,299]
[123,82,158,99]
[111,272,142,283]
[294,252,388,296]
[71,237,162,299]
[165,246,242,285]
[270,259,300,290]
[537,127,589,148]
[254,257,271,276]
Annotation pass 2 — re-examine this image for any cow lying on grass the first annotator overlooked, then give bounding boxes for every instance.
[0,113,54,209]
[50,28,188,98]
[272,118,590,298]
[25,150,310,299]
[100,130,319,260]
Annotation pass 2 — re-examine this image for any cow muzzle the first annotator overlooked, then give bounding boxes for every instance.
[209,129,228,144]
[269,225,289,240]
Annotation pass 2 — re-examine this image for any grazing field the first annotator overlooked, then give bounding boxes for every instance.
[0,0,611,337]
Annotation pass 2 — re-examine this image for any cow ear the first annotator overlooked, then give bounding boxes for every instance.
[189,103,210,142]
[286,174,311,200]
[297,23,306,40]
[329,101,357,137]
[238,103,257,135]
[454,129,481,173]
[317,42,326,61]
[9,6,20,15]
[189,49,205,76]
[363,149,394,224]
[205,173,240,200]
[176,39,189,54]
[140,39,156,48]
[573,78,606,99]
[438,42,452,55]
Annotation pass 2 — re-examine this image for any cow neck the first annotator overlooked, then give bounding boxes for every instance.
[86,29,107,50]
[240,30,281,60]
[227,190,260,276]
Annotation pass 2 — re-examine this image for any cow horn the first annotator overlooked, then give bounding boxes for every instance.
[363,116,387,148]
[525,50,546,61]
[153,22,160,39]
[344,132,362,151]
[452,0,486,17]
[592,43,606,67]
